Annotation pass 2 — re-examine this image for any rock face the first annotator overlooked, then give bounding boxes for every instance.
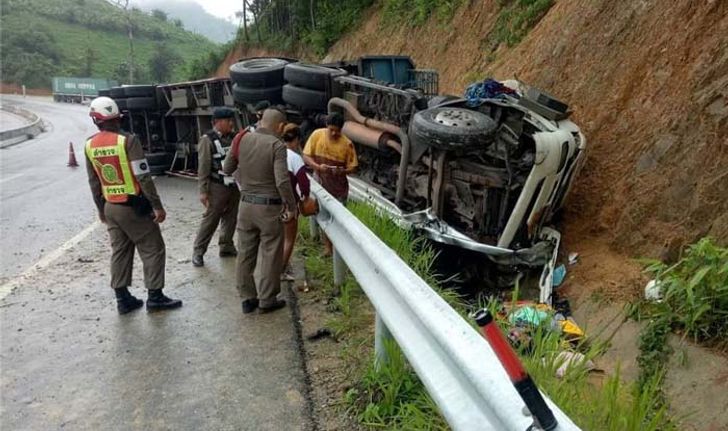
[323,0,728,256]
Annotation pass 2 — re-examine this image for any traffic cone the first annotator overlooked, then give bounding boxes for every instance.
[67,142,79,167]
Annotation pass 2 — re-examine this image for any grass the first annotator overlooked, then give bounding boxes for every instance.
[1,0,216,86]
[381,0,465,26]
[640,238,728,345]
[297,202,678,430]
[485,0,554,51]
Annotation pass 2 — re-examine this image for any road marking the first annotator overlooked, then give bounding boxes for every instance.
[0,173,23,185]
[0,221,100,301]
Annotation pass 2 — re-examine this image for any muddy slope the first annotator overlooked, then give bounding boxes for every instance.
[325,0,728,257]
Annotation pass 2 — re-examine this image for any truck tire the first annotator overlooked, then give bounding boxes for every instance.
[232,83,283,105]
[115,98,128,110]
[109,87,125,98]
[410,107,496,151]
[125,97,157,111]
[283,63,346,91]
[123,85,156,98]
[146,152,173,175]
[229,58,288,89]
[282,84,328,112]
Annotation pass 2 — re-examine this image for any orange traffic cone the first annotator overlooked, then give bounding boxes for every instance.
[67,142,79,167]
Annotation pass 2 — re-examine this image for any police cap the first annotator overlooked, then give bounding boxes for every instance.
[212,107,235,120]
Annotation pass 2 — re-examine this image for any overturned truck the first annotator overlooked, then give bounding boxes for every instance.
[107,56,586,303]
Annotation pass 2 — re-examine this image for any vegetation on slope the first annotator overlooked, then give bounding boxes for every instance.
[0,0,217,88]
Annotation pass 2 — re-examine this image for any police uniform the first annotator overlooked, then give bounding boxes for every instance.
[222,125,297,313]
[85,126,181,312]
[192,109,240,265]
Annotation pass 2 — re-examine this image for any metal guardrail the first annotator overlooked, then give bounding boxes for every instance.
[309,180,580,431]
[0,104,45,145]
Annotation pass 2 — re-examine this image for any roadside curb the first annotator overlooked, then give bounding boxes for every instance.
[0,104,46,148]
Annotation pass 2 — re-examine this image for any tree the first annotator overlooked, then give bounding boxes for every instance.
[81,45,97,77]
[148,43,182,83]
[151,8,167,21]
[173,18,183,28]
[0,22,60,88]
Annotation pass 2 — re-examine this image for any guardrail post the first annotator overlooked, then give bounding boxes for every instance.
[374,313,392,368]
[309,216,320,240]
[332,247,345,287]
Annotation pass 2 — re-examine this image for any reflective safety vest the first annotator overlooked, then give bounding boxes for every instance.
[85,131,141,203]
[206,131,236,187]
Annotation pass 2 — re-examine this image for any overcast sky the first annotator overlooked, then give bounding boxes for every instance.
[135,0,239,22]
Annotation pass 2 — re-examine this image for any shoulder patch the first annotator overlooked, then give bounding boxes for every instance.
[131,158,151,176]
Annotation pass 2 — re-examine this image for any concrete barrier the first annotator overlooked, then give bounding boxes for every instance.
[0,104,45,148]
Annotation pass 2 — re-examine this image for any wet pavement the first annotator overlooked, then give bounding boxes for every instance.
[0,108,28,132]
[0,95,98,283]
[0,98,310,430]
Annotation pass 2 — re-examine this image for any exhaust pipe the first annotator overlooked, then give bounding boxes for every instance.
[328,98,410,207]
[343,121,402,153]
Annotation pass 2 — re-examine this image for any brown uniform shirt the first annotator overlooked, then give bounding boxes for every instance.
[197,129,234,195]
[222,127,296,211]
[85,128,163,212]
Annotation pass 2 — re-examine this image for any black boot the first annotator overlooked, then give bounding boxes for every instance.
[146,289,183,311]
[115,287,143,315]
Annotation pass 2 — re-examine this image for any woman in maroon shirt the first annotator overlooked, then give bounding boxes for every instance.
[281,124,310,281]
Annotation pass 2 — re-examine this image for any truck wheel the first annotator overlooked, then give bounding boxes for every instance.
[123,85,156,98]
[232,83,283,105]
[282,84,328,112]
[109,87,125,98]
[283,63,346,91]
[146,152,173,174]
[115,98,128,110]
[410,107,497,151]
[229,58,288,89]
[125,97,157,111]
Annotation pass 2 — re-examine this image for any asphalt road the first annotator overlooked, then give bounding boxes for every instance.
[0,95,97,283]
[0,108,28,131]
[0,97,310,430]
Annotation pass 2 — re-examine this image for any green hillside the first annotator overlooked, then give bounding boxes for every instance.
[0,0,218,88]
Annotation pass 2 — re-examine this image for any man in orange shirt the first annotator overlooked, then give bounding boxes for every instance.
[302,112,358,254]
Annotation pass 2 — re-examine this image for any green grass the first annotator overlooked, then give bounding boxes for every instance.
[298,202,677,430]
[381,0,465,26]
[1,0,216,87]
[486,0,554,51]
[640,238,728,345]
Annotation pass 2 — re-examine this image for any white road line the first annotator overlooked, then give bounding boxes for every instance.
[0,173,23,185]
[0,221,100,300]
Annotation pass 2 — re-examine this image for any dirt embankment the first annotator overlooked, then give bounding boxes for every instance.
[0,82,52,96]
[213,43,315,78]
[325,0,728,262]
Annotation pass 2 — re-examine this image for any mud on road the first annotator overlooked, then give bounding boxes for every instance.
[1,177,312,431]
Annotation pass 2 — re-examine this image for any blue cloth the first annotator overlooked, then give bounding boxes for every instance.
[464,78,518,106]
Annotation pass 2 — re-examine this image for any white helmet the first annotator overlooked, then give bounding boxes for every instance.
[89,96,120,122]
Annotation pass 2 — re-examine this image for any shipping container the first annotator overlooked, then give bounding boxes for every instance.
[52,77,118,103]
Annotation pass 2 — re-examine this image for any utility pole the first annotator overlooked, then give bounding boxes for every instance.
[122,0,135,84]
[106,0,135,83]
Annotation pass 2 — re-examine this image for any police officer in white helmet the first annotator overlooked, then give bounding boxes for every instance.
[85,96,182,314]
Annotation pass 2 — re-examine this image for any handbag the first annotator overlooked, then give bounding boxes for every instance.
[298,196,319,217]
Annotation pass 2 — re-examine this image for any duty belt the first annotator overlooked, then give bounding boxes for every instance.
[241,194,282,205]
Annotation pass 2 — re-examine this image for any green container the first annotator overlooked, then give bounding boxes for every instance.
[52,77,118,97]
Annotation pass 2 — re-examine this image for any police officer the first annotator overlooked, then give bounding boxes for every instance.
[85,97,182,314]
[223,108,297,314]
[192,107,240,267]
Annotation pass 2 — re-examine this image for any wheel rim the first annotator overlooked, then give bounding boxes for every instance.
[433,108,479,129]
